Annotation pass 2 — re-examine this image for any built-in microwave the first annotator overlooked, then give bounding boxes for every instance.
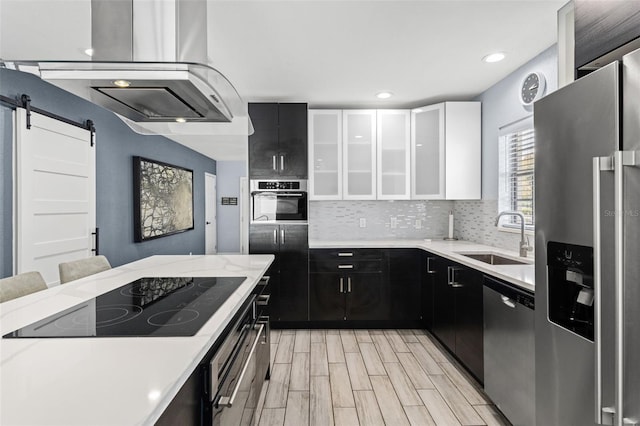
[250,180,308,223]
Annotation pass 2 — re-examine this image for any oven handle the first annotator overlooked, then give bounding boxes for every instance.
[216,323,265,408]
[251,192,304,197]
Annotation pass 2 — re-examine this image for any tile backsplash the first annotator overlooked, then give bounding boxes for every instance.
[453,199,534,252]
[309,200,454,241]
[309,199,533,254]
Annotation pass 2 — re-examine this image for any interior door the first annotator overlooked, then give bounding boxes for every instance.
[205,173,217,254]
[15,109,95,286]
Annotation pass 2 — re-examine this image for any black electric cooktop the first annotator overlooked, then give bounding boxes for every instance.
[3,276,246,338]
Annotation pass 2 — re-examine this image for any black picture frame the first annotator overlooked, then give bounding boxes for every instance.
[133,156,194,242]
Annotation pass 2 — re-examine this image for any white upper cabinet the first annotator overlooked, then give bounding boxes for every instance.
[411,104,445,199]
[309,103,479,201]
[411,102,481,200]
[309,110,342,200]
[377,110,411,200]
[343,110,377,200]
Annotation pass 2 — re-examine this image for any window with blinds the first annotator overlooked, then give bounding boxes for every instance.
[498,119,535,230]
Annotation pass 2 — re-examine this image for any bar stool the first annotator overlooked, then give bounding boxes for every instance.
[0,271,47,303]
[58,255,112,284]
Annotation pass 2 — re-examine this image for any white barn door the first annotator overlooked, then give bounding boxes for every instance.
[15,109,96,286]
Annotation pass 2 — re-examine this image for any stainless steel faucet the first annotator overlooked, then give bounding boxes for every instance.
[495,211,533,257]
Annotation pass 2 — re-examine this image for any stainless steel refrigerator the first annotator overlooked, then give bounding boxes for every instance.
[535,47,640,425]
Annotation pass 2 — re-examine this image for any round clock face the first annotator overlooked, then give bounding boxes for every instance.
[521,72,546,105]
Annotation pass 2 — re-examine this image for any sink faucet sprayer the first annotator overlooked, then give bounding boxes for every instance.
[495,211,533,257]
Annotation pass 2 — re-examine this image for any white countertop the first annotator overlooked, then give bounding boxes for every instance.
[309,239,535,292]
[0,254,274,426]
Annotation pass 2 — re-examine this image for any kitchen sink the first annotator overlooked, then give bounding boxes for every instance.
[461,253,530,265]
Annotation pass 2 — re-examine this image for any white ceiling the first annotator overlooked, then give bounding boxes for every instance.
[0,0,565,161]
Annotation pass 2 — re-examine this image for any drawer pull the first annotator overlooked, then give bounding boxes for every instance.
[338,252,354,257]
[257,295,270,306]
[338,264,354,269]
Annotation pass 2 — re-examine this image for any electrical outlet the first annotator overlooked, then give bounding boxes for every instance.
[390,217,398,229]
[359,218,366,228]
[415,219,422,229]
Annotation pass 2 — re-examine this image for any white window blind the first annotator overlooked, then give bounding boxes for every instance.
[498,117,535,229]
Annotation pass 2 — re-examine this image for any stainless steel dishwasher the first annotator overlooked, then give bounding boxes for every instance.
[483,275,535,426]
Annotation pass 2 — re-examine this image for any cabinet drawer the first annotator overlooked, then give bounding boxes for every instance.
[309,259,383,273]
[310,248,384,261]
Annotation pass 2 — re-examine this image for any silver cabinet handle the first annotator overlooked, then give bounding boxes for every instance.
[347,277,352,293]
[338,252,353,257]
[217,323,265,407]
[280,229,285,245]
[338,264,354,269]
[426,257,436,274]
[280,154,285,171]
[447,266,464,288]
[501,295,516,309]
[273,229,277,245]
[339,277,344,293]
[257,295,270,306]
[272,155,277,171]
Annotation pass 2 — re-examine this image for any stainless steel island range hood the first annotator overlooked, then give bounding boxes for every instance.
[3,0,251,140]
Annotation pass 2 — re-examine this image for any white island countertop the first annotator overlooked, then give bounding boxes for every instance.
[0,254,274,426]
[310,239,535,293]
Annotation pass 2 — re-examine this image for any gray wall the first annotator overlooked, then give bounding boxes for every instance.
[0,69,216,277]
[216,161,246,253]
[478,45,558,200]
[453,45,558,251]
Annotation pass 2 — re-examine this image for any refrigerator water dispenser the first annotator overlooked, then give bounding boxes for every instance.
[547,241,594,341]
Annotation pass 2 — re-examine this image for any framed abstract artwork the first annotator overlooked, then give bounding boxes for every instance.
[133,156,194,242]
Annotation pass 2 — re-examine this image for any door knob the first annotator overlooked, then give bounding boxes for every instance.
[206,221,212,225]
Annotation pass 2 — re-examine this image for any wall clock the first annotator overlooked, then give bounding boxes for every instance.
[520,72,546,106]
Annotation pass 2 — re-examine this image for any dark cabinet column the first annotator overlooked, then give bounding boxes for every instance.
[277,225,309,321]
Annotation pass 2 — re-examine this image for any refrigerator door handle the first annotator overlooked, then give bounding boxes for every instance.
[594,155,614,425]
[619,151,639,426]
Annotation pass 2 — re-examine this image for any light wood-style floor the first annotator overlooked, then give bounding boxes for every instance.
[257,329,511,426]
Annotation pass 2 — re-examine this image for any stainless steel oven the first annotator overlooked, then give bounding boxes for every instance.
[250,180,308,223]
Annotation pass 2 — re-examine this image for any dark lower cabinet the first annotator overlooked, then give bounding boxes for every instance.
[309,249,389,322]
[431,255,484,382]
[453,266,484,383]
[249,224,308,323]
[432,256,456,350]
[422,253,437,330]
[387,249,422,322]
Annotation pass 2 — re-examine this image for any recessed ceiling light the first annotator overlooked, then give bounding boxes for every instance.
[354,135,363,139]
[84,48,94,57]
[414,108,423,113]
[482,52,506,63]
[376,92,393,99]
[175,117,187,123]
[113,80,131,88]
